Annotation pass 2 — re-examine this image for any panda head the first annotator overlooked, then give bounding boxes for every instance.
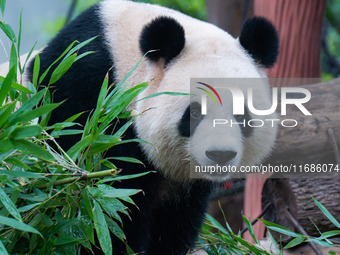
[135,16,279,181]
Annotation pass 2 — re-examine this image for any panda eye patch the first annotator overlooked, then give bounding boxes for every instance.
[190,109,200,120]
[178,102,203,137]
[234,106,253,137]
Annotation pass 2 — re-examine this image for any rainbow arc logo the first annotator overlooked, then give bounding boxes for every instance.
[197,82,222,115]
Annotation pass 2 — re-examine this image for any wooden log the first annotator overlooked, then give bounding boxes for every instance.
[262,178,340,242]
[266,78,340,171]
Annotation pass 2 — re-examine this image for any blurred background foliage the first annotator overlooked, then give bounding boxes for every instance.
[0,0,339,77]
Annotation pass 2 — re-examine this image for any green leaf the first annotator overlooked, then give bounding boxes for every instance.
[9,43,17,82]
[64,111,84,123]
[105,215,125,242]
[284,235,305,249]
[38,40,77,85]
[50,129,83,137]
[0,65,16,106]
[109,157,144,165]
[317,230,340,239]
[79,200,94,244]
[267,229,281,255]
[205,214,230,235]
[260,219,300,238]
[10,81,32,94]
[10,125,42,140]
[4,157,30,169]
[17,9,23,58]
[11,139,54,161]
[99,83,148,133]
[0,102,15,128]
[49,53,77,85]
[82,188,94,221]
[22,41,37,74]
[0,215,42,236]
[97,171,150,183]
[312,197,340,228]
[0,140,13,153]
[8,88,47,124]
[0,22,17,42]
[63,36,98,60]
[97,184,140,198]
[93,200,112,255]
[0,186,22,221]
[0,169,43,178]
[0,240,9,255]
[96,76,108,110]
[134,91,190,104]
[0,0,6,17]
[12,103,61,124]
[49,121,80,131]
[242,215,260,245]
[67,134,92,160]
[32,54,40,86]
[308,237,334,247]
[18,202,41,213]
[91,135,120,154]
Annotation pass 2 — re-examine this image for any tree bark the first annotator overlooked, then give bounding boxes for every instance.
[267,78,340,168]
[206,0,253,37]
[262,178,340,242]
[254,0,327,79]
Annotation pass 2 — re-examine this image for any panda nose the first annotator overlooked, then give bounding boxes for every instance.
[205,150,237,164]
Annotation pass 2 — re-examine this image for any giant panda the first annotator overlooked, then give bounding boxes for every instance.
[2,0,279,254]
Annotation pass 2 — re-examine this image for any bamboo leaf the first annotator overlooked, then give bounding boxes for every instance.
[284,236,305,249]
[38,40,77,85]
[0,186,22,221]
[0,215,42,236]
[0,65,15,105]
[0,21,17,42]
[312,197,340,228]
[11,139,54,161]
[8,88,47,124]
[0,240,9,255]
[10,125,42,140]
[49,53,77,85]
[32,54,40,86]
[0,0,6,17]
[93,200,112,255]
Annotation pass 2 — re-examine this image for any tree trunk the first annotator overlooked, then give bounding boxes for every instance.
[206,0,253,37]
[262,178,340,242]
[254,0,327,79]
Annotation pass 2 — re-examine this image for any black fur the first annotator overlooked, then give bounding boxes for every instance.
[27,4,212,255]
[234,107,253,137]
[239,17,279,68]
[139,16,185,64]
[178,102,204,137]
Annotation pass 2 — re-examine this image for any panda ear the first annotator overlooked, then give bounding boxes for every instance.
[239,17,279,68]
[140,16,185,64]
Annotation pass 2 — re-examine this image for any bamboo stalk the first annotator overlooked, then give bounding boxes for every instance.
[37,169,117,189]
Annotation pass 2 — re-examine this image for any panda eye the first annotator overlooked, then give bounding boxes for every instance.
[190,109,200,120]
